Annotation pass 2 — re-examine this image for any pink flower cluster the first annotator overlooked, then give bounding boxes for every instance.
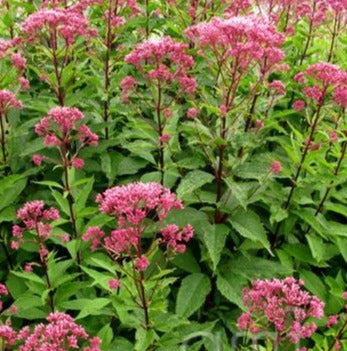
[18,312,101,351]
[300,62,347,105]
[185,16,285,74]
[160,224,194,253]
[0,324,18,349]
[0,90,22,115]
[96,182,183,223]
[297,0,328,26]
[123,36,196,100]
[21,8,96,45]
[33,107,98,168]
[237,278,325,345]
[83,182,193,273]
[223,0,251,16]
[102,0,140,30]
[11,200,59,253]
[0,283,8,312]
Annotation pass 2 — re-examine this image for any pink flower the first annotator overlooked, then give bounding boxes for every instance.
[330,130,338,142]
[78,125,99,147]
[159,134,171,144]
[134,256,149,271]
[34,107,98,168]
[0,325,18,348]
[21,8,95,45]
[125,36,195,94]
[96,182,183,222]
[0,284,8,296]
[160,224,194,253]
[254,119,264,131]
[333,85,347,108]
[294,72,305,84]
[18,312,100,351]
[269,80,286,95]
[326,315,339,328]
[24,264,33,272]
[72,158,85,169]
[270,161,282,174]
[237,278,324,344]
[11,241,19,250]
[108,279,121,290]
[82,227,105,251]
[186,108,198,119]
[120,76,136,98]
[164,108,172,119]
[186,16,284,75]
[10,305,18,315]
[61,234,70,243]
[293,100,305,111]
[0,90,22,114]
[12,201,59,251]
[19,77,30,90]
[220,105,227,117]
[44,134,61,147]
[12,53,26,71]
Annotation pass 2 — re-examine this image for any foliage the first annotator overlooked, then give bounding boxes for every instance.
[0,0,347,350]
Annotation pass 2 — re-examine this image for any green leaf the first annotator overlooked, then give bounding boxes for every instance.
[0,178,27,211]
[229,209,271,254]
[176,273,211,318]
[74,177,94,212]
[203,224,229,271]
[33,180,64,189]
[171,249,201,273]
[300,270,327,301]
[306,234,324,262]
[176,170,214,198]
[98,324,114,351]
[216,273,246,308]
[51,189,70,216]
[336,238,347,263]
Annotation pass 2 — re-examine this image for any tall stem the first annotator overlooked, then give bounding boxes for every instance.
[145,0,149,39]
[214,64,237,223]
[4,0,14,39]
[284,102,324,210]
[156,82,164,184]
[328,317,347,351]
[272,99,324,246]
[51,30,64,106]
[304,138,347,235]
[299,17,314,65]
[36,224,54,312]
[0,228,13,270]
[103,0,114,139]
[0,113,7,163]
[63,163,78,239]
[327,13,339,63]
[139,271,150,329]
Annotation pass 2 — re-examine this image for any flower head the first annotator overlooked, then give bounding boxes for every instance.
[21,8,96,45]
[125,36,196,95]
[11,201,59,251]
[34,107,98,167]
[18,312,101,351]
[237,278,324,345]
[0,90,22,115]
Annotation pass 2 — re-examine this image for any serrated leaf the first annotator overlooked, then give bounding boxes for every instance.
[203,224,229,271]
[177,170,214,198]
[229,209,271,254]
[176,273,211,318]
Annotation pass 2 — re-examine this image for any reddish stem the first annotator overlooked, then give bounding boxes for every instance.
[0,113,7,163]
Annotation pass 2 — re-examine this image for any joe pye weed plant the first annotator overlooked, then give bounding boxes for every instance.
[0,0,346,350]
